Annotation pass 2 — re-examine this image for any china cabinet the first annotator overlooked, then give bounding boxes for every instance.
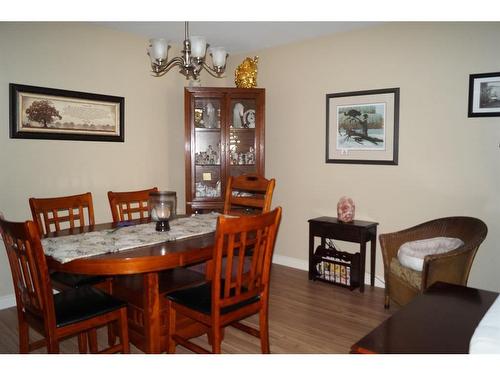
[184,87,265,214]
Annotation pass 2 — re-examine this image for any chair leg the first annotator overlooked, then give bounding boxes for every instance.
[107,322,117,346]
[88,329,98,353]
[207,327,225,346]
[210,326,222,354]
[384,295,390,309]
[118,307,130,354]
[166,301,176,354]
[47,337,60,354]
[259,309,270,354]
[77,333,88,353]
[18,316,30,354]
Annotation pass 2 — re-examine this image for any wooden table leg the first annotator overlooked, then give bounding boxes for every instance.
[143,272,161,353]
[308,229,314,280]
[359,242,366,293]
[370,236,376,287]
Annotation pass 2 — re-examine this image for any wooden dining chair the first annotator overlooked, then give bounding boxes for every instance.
[107,187,158,222]
[165,207,282,354]
[195,174,275,278]
[223,174,276,215]
[29,192,111,292]
[0,216,130,354]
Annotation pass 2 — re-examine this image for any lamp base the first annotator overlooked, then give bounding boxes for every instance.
[156,220,170,232]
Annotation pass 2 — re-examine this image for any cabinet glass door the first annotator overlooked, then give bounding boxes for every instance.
[229,98,257,176]
[193,97,222,199]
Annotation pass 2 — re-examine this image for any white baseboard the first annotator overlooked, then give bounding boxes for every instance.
[0,294,16,310]
[272,254,385,288]
[272,254,309,271]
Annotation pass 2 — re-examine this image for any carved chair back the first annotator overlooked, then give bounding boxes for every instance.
[0,217,56,330]
[212,207,282,315]
[29,192,95,235]
[223,174,275,215]
[107,187,158,222]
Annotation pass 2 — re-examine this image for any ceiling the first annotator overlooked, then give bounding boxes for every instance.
[96,21,379,54]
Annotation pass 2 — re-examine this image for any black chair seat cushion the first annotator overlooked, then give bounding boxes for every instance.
[51,272,107,288]
[54,285,126,328]
[166,281,260,315]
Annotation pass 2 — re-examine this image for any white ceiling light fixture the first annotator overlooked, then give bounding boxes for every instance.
[147,21,228,80]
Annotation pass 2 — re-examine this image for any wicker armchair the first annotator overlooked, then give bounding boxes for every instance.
[380,216,487,308]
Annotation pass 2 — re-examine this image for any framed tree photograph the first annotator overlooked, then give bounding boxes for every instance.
[10,83,124,142]
[468,72,500,117]
[326,88,399,165]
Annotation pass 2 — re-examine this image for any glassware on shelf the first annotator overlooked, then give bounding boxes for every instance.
[195,180,221,198]
[195,144,221,165]
[230,146,255,165]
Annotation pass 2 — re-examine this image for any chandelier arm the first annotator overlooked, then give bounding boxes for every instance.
[200,61,225,78]
[153,57,185,76]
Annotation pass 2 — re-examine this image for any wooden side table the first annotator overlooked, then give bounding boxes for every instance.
[308,216,378,292]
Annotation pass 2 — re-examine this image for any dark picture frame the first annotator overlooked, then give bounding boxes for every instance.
[326,88,399,165]
[10,83,124,142]
[468,72,500,117]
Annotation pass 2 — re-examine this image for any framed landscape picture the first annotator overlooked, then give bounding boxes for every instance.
[468,72,500,117]
[326,88,399,165]
[10,83,124,142]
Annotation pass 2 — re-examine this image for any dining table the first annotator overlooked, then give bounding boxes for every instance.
[44,216,217,353]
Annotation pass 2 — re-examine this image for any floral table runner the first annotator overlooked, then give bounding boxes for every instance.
[42,213,220,264]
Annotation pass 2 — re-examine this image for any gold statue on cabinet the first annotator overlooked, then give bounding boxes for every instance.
[235,56,259,88]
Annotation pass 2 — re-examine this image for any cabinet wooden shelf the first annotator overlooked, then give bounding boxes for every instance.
[185,87,265,214]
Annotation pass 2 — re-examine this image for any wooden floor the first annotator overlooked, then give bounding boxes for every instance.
[0,264,394,354]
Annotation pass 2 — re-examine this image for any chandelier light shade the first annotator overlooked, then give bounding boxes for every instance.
[148,22,228,80]
[149,38,169,61]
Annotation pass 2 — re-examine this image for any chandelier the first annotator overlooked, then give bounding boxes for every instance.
[147,22,228,80]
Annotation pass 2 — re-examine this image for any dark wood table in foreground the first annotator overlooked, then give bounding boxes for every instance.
[46,219,214,354]
[351,282,498,354]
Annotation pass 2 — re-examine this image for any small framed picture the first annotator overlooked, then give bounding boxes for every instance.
[468,72,500,117]
[326,88,400,165]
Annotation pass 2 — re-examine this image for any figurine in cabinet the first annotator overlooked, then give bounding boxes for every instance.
[244,109,256,128]
[233,102,244,128]
[204,102,217,129]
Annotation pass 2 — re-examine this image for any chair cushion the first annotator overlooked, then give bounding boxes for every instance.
[166,281,260,315]
[51,272,107,289]
[390,257,422,290]
[397,237,464,271]
[54,285,126,328]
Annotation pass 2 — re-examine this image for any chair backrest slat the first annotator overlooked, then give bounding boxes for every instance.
[29,193,94,236]
[223,174,275,215]
[108,187,158,222]
[211,207,282,315]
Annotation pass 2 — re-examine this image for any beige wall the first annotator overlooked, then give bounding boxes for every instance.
[1,22,499,300]
[227,22,500,291]
[0,22,206,298]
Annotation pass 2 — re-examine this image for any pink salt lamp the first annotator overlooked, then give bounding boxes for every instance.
[337,196,355,223]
